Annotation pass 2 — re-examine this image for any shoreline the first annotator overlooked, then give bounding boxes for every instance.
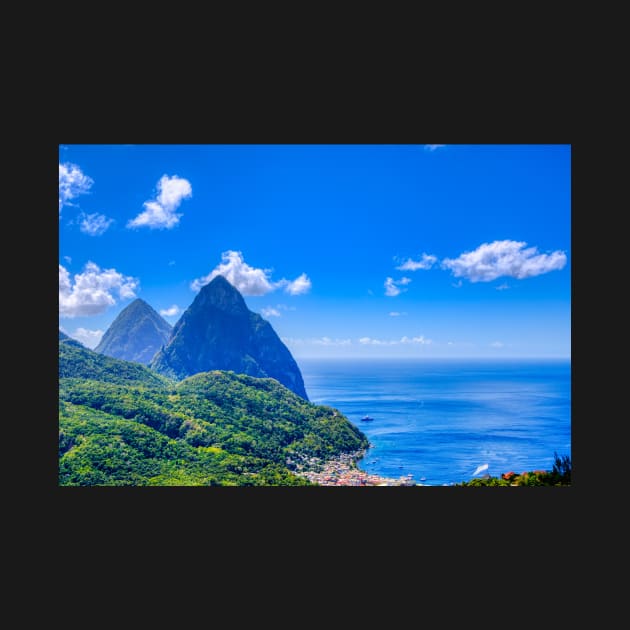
[291,449,419,486]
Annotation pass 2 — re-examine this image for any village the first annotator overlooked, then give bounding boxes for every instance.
[291,451,418,486]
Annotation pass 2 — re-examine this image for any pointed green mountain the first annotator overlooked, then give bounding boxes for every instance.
[150,275,309,399]
[95,298,172,365]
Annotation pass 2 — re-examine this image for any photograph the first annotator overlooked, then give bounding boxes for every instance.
[58,144,571,487]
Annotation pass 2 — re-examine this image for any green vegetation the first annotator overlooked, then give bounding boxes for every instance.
[456,452,571,486]
[59,339,368,486]
[60,338,170,387]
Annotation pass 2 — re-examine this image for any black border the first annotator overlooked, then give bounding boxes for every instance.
[49,88,582,559]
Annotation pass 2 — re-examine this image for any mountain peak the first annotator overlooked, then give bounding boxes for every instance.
[205,274,232,289]
[95,299,172,365]
[196,275,247,313]
[151,275,308,399]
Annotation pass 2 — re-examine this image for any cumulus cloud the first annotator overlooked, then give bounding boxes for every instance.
[442,240,567,282]
[71,327,104,349]
[79,212,114,236]
[384,276,411,297]
[191,250,312,297]
[59,162,93,215]
[127,174,192,229]
[159,305,181,317]
[59,262,139,317]
[281,273,312,295]
[191,250,275,294]
[384,279,399,296]
[396,253,437,271]
[261,307,281,318]
[424,145,446,151]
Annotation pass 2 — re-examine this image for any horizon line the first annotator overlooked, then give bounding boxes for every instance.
[295,355,571,361]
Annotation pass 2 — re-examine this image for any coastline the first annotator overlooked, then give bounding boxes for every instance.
[292,448,419,486]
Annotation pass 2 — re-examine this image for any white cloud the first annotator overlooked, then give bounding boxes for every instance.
[281,273,312,295]
[389,311,407,317]
[191,250,275,294]
[452,280,463,288]
[384,278,400,296]
[359,335,431,346]
[79,212,114,236]
[59,162,93,215]
[401,335,431,344]
[71,327,104,349]
[261,307,281,318]
[159,305,181,317]
[495,282,510,291]
[396,253,437,271]
[442,240,567,282]
[261,304,296,318]
[490,341,505,348]
[191,250,311,297]
[63,256,72,264]
[424,145,446,151]
[384,276,411,297]
[59,262,139,318]
[313,337,352,346]
[127,174,192,229]
[281,337,351,347]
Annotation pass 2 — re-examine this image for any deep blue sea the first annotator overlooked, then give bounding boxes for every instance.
[299,358,571,486]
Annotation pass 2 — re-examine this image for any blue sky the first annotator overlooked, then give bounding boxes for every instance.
[59,144,571,358]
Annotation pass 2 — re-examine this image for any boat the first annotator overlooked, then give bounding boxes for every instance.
[360,415,374,422]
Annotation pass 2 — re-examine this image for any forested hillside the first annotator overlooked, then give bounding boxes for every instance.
[59,337,368,486]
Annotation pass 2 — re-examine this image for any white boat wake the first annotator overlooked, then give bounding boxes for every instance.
[472,463,489,476]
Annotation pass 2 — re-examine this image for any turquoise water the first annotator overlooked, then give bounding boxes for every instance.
[300,358,571,486]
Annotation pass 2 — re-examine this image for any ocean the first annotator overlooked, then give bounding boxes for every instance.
[299,358,571,486]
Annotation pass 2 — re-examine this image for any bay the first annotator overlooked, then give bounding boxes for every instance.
[299,358,571,486]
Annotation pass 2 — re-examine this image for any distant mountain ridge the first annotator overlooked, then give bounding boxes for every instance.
[150,275,308,399]
[95,298,172,365]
